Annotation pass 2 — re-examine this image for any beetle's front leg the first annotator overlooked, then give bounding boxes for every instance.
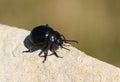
[49,43,63,58]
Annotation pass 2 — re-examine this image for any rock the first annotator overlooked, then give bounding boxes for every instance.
[0,24,120,82]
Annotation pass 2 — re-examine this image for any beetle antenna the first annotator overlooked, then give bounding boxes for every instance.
[64,40,78,43]
[61,34,78,43]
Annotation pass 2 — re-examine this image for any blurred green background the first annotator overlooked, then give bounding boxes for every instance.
[0,0,120,67]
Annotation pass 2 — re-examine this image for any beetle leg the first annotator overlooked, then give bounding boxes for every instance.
[59,44,70,51]
[49,43,63,58]
[50,43,53,51]
[39,42,49,63]
[48,44,54,56]
[39,41,49,56]
[39,50,48,63]
[42,51,48,63]
[23,49,32,53]
[38,50,43,56]
[53,51,63,58]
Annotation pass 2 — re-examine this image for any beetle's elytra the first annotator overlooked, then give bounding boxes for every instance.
[23,24,78,63]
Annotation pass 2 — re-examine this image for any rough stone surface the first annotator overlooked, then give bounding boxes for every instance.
[0,24,120,82]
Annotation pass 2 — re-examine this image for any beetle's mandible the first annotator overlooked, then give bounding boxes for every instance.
[23,24,78,63]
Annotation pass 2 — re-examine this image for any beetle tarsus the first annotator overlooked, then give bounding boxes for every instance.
[23,49,31,53]
[53,51,63,58]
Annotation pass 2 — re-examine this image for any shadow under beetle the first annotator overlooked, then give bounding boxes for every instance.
[23,24,78,63]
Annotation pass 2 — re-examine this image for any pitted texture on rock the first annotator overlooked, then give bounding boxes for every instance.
[0,24,120,82]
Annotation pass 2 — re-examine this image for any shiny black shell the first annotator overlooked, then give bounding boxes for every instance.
[30,25,54,45]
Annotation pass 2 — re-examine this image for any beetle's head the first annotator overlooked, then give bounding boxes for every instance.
[49,31,63,45]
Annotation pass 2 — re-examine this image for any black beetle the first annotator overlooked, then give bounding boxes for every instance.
[23,24,78,63]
